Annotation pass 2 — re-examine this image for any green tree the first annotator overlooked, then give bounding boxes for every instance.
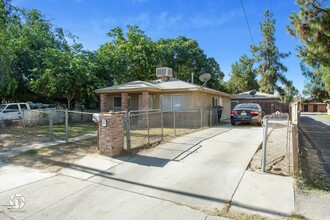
[102,25,159,84]
[0,0,17,101]
[288,0,330,93]
[30,43,101,109]
[280,82,299,103]
[251,10,292,95]
[9,9,59,100]
[156,36,226,91]
[227,54,259,94]
[301,63,329,100]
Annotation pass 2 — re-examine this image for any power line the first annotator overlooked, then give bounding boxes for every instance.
[240,0,255,46]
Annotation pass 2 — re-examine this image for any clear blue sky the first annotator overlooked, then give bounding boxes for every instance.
[13,0,309,93]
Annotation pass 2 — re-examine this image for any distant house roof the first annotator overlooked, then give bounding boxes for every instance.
[95,78,232,98]
[232,91,280,100]
[303,99,327,104]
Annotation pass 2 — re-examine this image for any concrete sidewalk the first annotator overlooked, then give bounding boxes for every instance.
[0,124,295,219]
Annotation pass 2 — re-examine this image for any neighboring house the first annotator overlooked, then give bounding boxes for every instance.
[301,100,327,113]
[231,90,288,114]
[95,78,232,119]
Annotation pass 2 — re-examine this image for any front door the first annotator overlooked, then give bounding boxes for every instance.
[313,105,318,112]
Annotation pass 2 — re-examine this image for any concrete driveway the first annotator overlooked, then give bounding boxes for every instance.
[0,124,266,219]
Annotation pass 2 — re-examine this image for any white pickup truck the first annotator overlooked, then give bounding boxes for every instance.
[0,103,31,122]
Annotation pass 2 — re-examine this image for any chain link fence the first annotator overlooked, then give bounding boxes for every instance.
[0,109,98,152]
[126,108,220,150]
[1,107,221,155]
[261,113,291,175]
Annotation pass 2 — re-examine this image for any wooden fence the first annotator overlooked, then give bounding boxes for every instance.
[231,101,289,115]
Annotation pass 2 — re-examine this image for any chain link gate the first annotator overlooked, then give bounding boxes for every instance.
[125,108,220,151]
[261,113,291,174]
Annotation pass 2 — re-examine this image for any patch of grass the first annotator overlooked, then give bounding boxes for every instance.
[128,127,204,149]
[286,213,307,220]
[296,176,330,193]
[200,205,267,220]
[21,147,53,156]
[15,122,98,138]
[317,115,330,120]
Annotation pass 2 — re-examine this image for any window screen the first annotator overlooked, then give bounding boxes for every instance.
[172,95,182,110]
[161,95,171,111]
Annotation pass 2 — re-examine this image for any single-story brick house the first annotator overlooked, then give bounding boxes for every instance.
[95,78,232,119]
[301,100,327,113]
[231,90,288,114]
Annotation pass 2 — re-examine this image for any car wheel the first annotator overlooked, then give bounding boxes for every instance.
[231,121,236,126]
[257,122,262,126]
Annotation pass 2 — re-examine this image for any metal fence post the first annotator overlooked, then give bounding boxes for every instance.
[261,119,268,172]
[65,109,69,143]
[147,110,150,146]
[286,116,291,173]
[173,110,176,136]
[49,111,53,141]
[126,112,131,152]
[22,109,26,135]
[200,108,203,128]
[161,110,164,141]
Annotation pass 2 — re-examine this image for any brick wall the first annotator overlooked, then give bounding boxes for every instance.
[98,112,125,156]
[121,92,128,111]
[142,91,149,110]
[100,94,107,112]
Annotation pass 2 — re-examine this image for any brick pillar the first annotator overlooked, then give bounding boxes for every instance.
[121,92,128,111]
[98,113,125,156]
[142,91,149,110]
[100,94,107,112]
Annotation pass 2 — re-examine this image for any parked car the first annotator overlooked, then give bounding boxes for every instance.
[230,103,263,126]
[0,103,31,122]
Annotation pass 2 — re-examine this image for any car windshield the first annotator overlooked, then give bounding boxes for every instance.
[235,104,260,110]
[0,104,6,112]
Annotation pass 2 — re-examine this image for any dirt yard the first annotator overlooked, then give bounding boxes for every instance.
[9,138,99,173]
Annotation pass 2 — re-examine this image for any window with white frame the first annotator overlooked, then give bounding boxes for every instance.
[161,94,183,111]
[113,96,131,108]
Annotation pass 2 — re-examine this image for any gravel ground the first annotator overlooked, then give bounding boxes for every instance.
[294,114,330,219]
[299,114,330,190]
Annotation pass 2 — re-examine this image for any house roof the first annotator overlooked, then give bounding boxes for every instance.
[303,99,327,104]
[95,78,232,97]
[95,81,159,92]
[232,90,280,100]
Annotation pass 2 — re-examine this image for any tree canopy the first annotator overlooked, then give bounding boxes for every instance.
[248,9,298,102]
[288,0,330,95]
[227,54,259,94]
[2,0,314,107]
[96,26,226,91]
[0,0,227,108]
[251,10,293,94]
